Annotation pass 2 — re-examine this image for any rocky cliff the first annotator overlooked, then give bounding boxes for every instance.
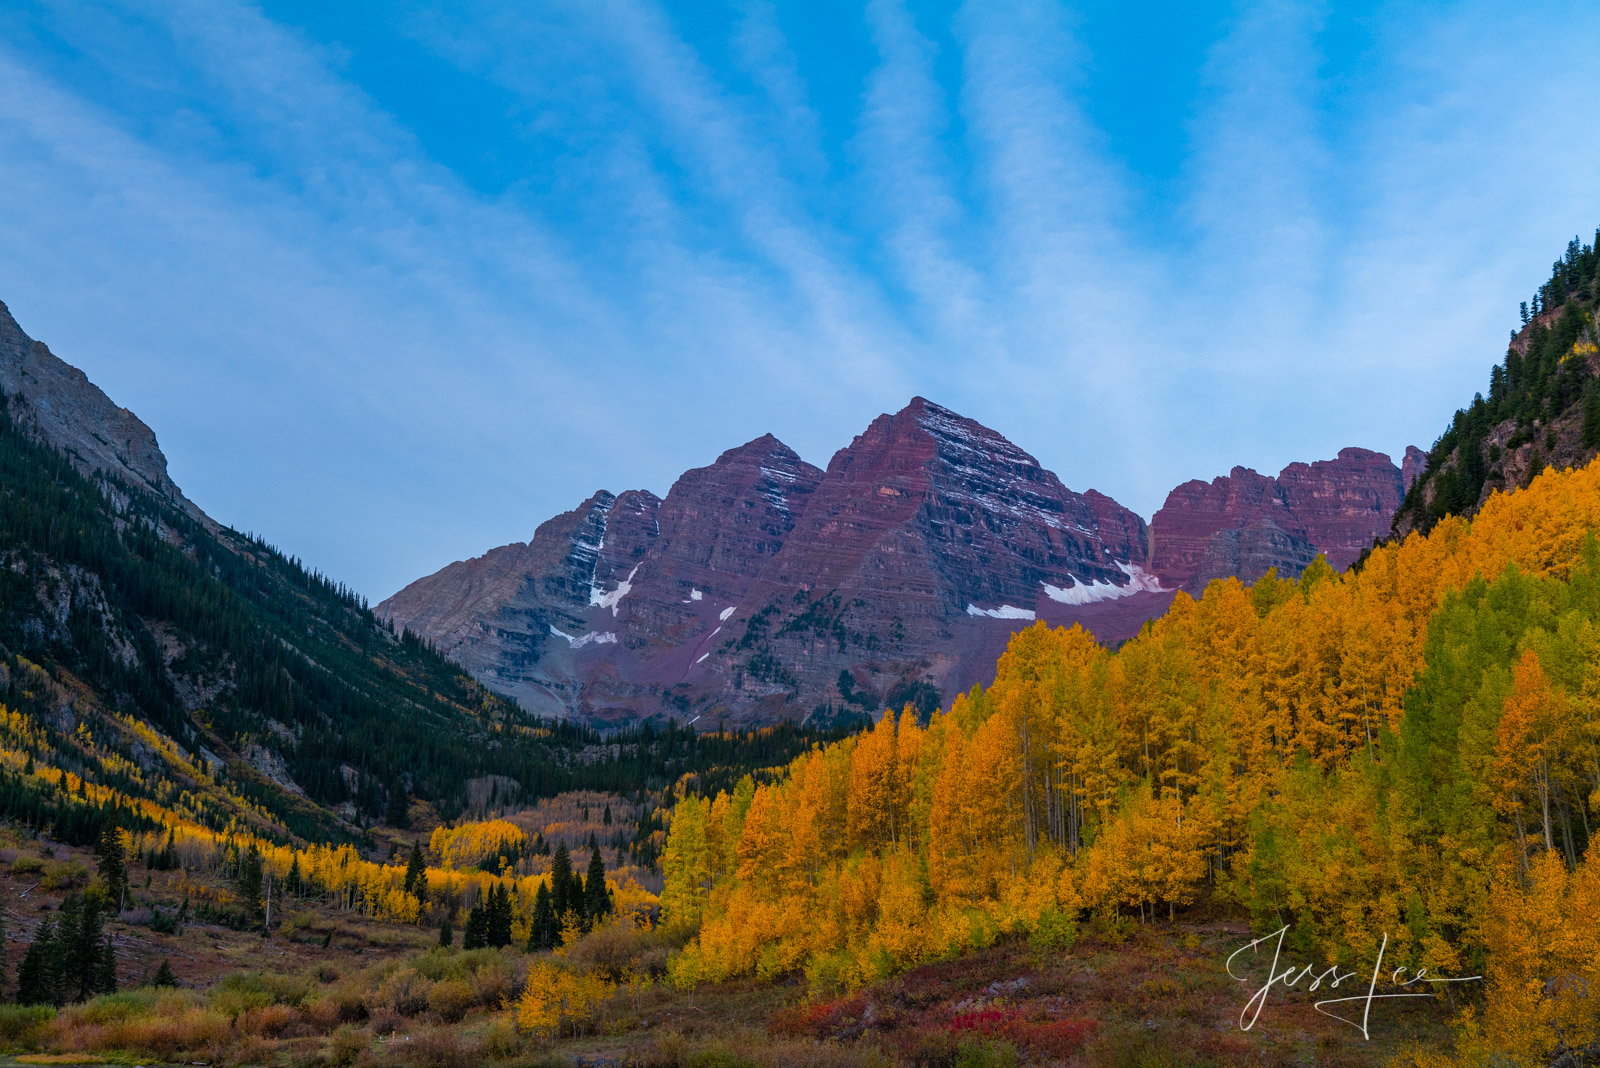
[383,398,1411,726]
[0,300,205,523]
[1149,448,1407,591]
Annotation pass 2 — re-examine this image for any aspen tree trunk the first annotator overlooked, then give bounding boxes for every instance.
[1538,757,1555,852]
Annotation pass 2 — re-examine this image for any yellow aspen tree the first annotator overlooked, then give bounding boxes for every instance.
[660,794,712,926]
[1494,650,1566,858]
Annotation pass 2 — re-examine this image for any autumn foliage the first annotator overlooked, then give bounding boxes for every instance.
[662,460,1600,1061]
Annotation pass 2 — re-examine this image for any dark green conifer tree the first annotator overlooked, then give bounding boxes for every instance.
[93,935,116,995]
[403,842,426,899]
[550,841,573,918]
[15,919,56,1005]
[62,892,105,1003]
[439,917,453,948]
[528,882,556,951]
[487,884,513,948]
[151,959,177,987]
[462,900,487,950]
[584,847,612,923]
[94,825,127,911]
[237,846,264,924]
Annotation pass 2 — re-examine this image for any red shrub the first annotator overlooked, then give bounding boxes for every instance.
[768,994,868,1039]
[941,1007,1096,1056]
[943,1007,1021,1035]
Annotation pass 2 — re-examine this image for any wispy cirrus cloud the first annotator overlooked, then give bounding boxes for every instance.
[0,0,1597,597]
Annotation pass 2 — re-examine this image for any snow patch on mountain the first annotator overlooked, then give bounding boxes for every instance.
[966,603,1036,620]
[591,565,639,615]
[1041,562,1164,606]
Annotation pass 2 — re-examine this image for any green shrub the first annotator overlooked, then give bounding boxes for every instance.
[428,979,475,1023]
[1028,910,1078,952]
[10,854,43,875]
[954,1038,1019,1068]
[39,858,88,889]
[0,1003,53,1047]
[207,970,312,1016]
[66,988,161,1025]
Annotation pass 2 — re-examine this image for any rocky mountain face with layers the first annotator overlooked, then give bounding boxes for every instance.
[1148,448,1410,592]
[383,398,1417,727]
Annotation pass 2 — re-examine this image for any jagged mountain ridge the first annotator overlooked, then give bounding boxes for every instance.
[383,399,1414,726]
[1149,448,1411,592]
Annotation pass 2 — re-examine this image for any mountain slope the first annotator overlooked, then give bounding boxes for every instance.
[1396,230,1600,534]
[0,302,835,848]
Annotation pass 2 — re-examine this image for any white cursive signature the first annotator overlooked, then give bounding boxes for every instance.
[1226,925,1481,1039]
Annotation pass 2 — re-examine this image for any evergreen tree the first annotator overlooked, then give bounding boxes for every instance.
[285,855,302,897]
[584,847,612,922]
[439,917,453,948]
[602,803,612,825]
[461,901,487,950]
[15,919,56,1006]
[151,959,177,987]
[61,892,105,1003]
[528,882,556,951]
[237,846,264,923]
[486,884,513,948]
[94,825,127,911]
[550,841,573,917]
[93,935,116,995]
[403,842,426,899]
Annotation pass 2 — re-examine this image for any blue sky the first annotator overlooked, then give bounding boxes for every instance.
[1,0,1598,600]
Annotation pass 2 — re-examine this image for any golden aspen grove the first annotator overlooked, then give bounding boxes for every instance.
[661,458,1600,1067]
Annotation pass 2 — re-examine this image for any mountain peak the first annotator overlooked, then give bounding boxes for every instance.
[0,300,206,524]
[715,432,800,466]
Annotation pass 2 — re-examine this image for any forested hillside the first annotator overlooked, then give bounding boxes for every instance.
[1399,231,1600,533]
[661,456,1600,1066]
[0,382,839,850]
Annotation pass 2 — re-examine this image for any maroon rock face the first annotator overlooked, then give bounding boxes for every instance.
[1149,447,1407,590]
[382,402,1410,727]
[604,435,823,653]
[1401,446,1428,493]
[761,397,1147,618]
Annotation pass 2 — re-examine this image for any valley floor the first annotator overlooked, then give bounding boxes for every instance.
[0,875,1460,1068]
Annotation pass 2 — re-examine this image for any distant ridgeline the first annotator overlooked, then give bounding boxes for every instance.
[1398,230,1600,534]
[0,332,839,852]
